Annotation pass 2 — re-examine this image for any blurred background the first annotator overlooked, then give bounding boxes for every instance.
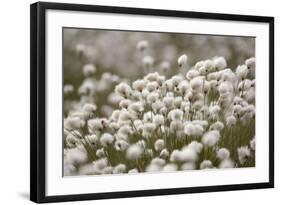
[63,28,255,118]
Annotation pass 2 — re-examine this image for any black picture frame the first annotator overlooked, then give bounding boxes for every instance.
[30,1,274,203]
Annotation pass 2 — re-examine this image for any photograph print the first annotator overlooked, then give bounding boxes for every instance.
[63,28,256,176]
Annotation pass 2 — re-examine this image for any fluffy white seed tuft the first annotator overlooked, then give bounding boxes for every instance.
[178,54,188,67]
[202,130,220,147]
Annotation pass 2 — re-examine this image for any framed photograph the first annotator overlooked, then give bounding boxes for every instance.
[30,1,274,203]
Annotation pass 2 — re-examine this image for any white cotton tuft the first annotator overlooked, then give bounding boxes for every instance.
[65,133,79,146]
[114,140,129,151]
[164,79,174,91]
[160,61,171,73]
[194,60,205,70]
[160,149,170,159]
[208,105,221,120]
[218,82,233,98]
[220,69,237,84]
[83,64,96,77]
[169,120,184,132]
[209,80,218,89]
[233,104,243,115]
[75,43,85,54]
[117,125,133,138]
[144,72,161,82]
[115,82,132,97]
[168,109,183,121]
[153,114,165,126]
[142,122,157,138]
[93,158,108,172]
[180,147,198,162]
[157,75,166,86]
[217,148,230,160]
[237,146,251,164]
[128,101,144,114]
[198,66,207,75]
[119,99,131,109]
[200,160,213,169]
[192,120,209,129]
[147,92,159,104]
[186,70,200,81]
[204,60,215,72]
[150,137,163,150]
[245,57,255,70]
[87,134,99,144]
[82,103,97,113]
[187,141,203,153]
[239,79,252,91]
[202,130,220,147]
[146,81,159,92]
[219,159,234,169]
[163,96,174,108]
[137,40,149,52]
[171,75,183,87]
[184,123,195,136]
[190,77,203,91]
[96,148,105,158]
[64,117,85,131]
[126,144,143,160]
[151,157,166,166]
[109,110,120,121]
[118,109,134,122]
[65,147,88,165]
[142,89,150,99]
[207,72,220,81]
[152,100,165,113]
[143,111,154,122]
[178,54,188,67]
[170,149,182,163]
[131,90,142,101]
[226,115,237,127]
[213,56,227,70]
[184,123,204,137]
[173,96,183,108]
[132,79,146,91]
[178,80,190,94]
[108,122,120,131]
[236,65,248,79]
[113,164,126,174]
[100,133,114,147]
[64,84,74,95]
[209,121,224,131]
[142,55,154,67]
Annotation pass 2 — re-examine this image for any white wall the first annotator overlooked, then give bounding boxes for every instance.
[0,0,279,204]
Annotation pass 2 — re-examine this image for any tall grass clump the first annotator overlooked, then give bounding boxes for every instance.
[63,41,255,176]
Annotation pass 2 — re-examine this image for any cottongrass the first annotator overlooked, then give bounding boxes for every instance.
[63,50,256,176]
